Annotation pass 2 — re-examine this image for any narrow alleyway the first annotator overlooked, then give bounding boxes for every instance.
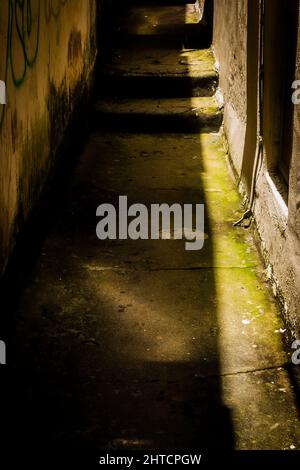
[6,1,300,454]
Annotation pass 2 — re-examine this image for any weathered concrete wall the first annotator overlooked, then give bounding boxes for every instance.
[213,0,248,176]
[213,0,300,336]
[0,0,98,275]
[198,0,205,18]
[289,80,300,334]
[255,18,300,337]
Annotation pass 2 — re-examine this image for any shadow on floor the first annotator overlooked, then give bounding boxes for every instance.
[0,1,241,460]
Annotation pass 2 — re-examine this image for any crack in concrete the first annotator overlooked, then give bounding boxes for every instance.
[193,363,291,381]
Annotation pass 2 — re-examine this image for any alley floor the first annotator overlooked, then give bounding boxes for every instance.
[5,1,300,454]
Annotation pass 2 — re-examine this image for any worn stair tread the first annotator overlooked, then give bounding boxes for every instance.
[117,4,201,37]
[103,47,217,79]
[95,96,221,115]
[124,1,198,5]
[93,96,223,132]
[100,47,218,98]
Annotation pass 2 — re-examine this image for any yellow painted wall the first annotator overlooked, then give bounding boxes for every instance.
[0,0,97,274]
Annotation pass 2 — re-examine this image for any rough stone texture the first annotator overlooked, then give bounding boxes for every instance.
[213,0,300,336]
[0,0,98,276]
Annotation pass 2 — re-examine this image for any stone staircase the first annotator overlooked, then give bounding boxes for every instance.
[95,0,223,133]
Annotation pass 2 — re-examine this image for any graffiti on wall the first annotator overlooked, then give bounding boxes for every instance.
[45,0,67,22]
[0,0,68,131]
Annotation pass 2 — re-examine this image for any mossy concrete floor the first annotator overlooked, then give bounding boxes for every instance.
[5,1,300,455]
[8,132,300,451]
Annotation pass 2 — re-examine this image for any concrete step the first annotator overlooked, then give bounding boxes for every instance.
[117,4,200,35]
[93,96,223,132]
[116,1,198,6]
[129,1,198,3]
[99,47,218,98]
[114,4,210,48]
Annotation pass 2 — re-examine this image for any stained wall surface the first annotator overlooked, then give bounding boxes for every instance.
[0,0,98,275]
[213,0,300,335]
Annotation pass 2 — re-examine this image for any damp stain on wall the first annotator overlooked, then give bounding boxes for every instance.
[0,0,98,275]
